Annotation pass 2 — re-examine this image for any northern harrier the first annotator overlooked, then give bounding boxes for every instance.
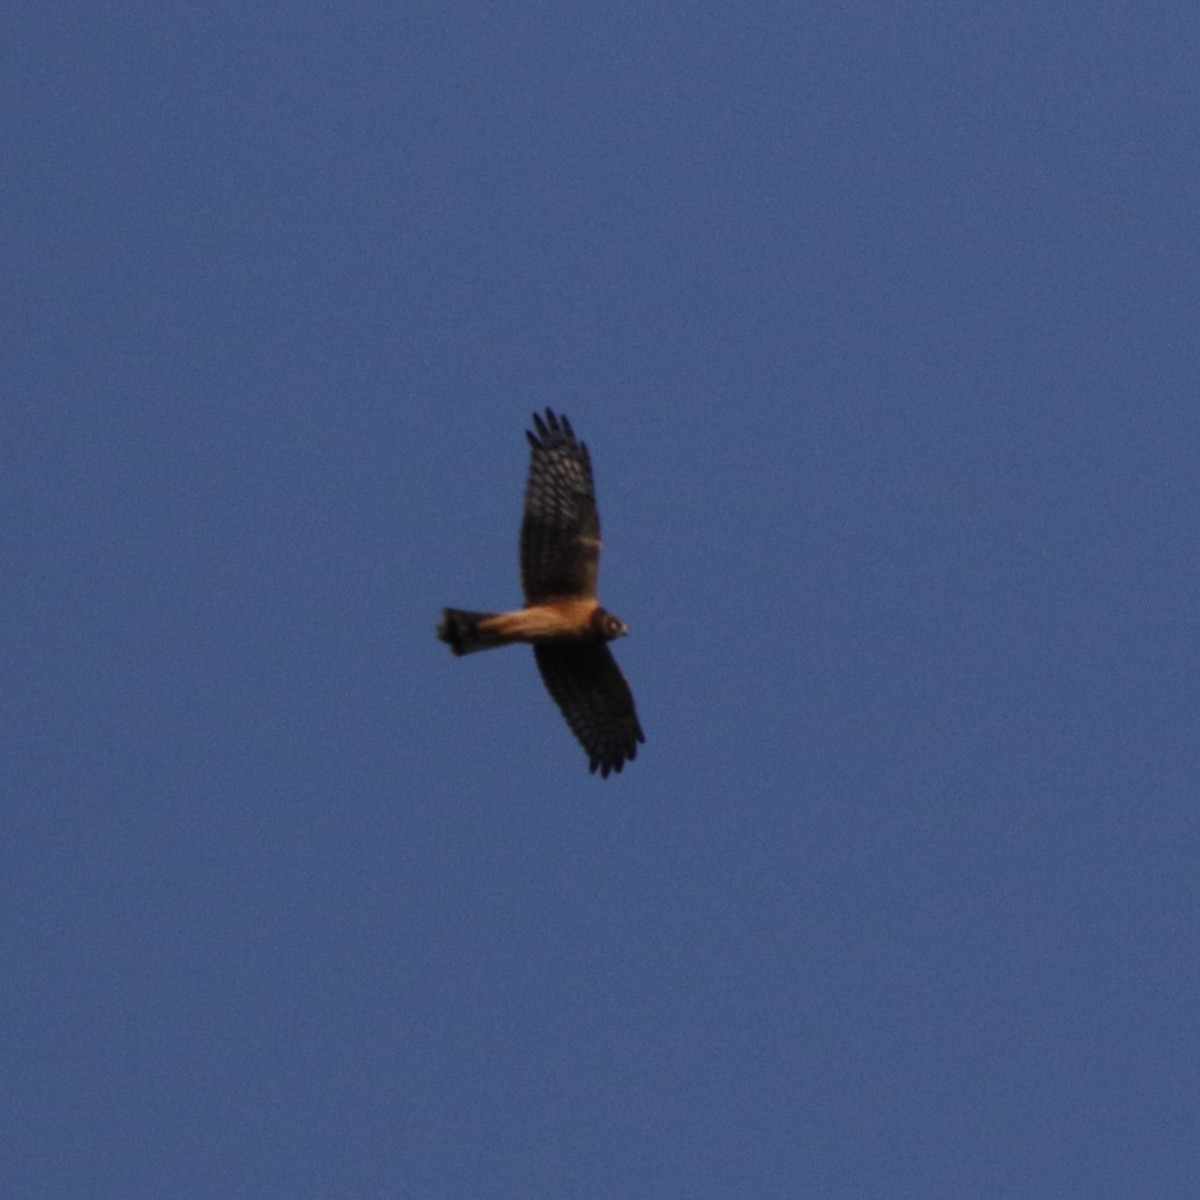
[437,410,644,777]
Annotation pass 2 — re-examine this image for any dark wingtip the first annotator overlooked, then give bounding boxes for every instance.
[527,408,582,453]
[590,750,639,778]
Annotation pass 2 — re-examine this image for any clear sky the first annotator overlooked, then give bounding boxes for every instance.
[5,5,1198,1197]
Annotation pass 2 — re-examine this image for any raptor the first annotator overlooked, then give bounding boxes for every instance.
[437,410,644,777]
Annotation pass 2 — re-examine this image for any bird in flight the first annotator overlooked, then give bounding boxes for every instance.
[437,409,644,777]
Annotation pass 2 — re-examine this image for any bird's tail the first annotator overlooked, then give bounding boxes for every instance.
[437,609,505,656]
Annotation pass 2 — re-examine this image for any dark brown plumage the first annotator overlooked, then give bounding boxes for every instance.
[437,409,644,777]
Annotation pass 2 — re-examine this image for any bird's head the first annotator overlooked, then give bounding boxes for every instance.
[593,608,629,641]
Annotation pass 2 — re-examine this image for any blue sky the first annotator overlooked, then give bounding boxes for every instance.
[5,4,1198,1197]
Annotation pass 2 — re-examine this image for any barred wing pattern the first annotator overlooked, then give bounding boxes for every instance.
[521,410,601,602]
[534,642,645,777]
[438,408,644,778]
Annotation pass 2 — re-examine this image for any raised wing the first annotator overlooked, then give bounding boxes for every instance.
[521,409,601,602]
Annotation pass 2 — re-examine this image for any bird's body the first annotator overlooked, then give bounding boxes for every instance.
[436,410,644,777]
[439,598,605,653]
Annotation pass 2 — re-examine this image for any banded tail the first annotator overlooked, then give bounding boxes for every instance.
[437,608,505,656]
